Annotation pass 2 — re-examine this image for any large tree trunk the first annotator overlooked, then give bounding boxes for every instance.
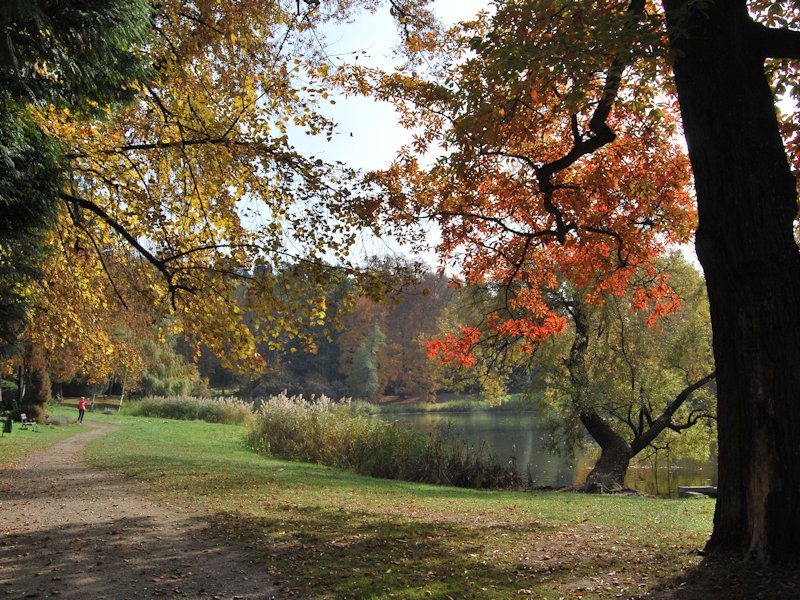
[664,0,800,562]
[580,410,632,492]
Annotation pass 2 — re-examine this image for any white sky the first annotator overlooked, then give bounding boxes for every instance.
[292,0,489,170]
[286,0,491,269]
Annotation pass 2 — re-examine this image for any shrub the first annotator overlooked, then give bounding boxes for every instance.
[243,370,348,401]
[123,396,253,425]
[245,392,523,489]
[46,414,73,426]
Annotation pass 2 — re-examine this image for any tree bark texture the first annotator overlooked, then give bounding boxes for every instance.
[566,302,633,491]
[665,0,800,563]
[580,410,632,491]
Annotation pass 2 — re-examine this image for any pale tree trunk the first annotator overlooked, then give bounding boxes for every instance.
[665,0,800,563]
[16,364,25,409]
[117,368,127,413]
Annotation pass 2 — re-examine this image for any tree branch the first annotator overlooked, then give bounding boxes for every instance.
[435,208,561,241]
[534,0,646,236]
[752,22,800,59]
[61,192,168,280]
[630,370,716,455]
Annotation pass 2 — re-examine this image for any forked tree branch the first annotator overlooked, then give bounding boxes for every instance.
[535,0,646,239]
[630,370,716,454]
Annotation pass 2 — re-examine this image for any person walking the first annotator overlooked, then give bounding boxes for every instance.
[77,397,89,423]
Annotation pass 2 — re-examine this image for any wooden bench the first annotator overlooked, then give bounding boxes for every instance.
[19,413,38,431]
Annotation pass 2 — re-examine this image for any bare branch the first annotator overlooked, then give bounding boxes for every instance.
[630,370,716,454]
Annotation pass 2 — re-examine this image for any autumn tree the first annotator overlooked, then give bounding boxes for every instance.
[338,296,390,385]
[336,259,457,400]
[37,0,435,373]
[424,281,522,400]
[246,268,355,399]
[358,0,800,562]
[1,0,435,403]
[532,254,716,491]
[177,338,243,395]
[0,0,155,405]
[0,0,151,360]
[382,267,459,398]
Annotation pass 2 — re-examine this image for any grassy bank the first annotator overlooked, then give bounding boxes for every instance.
[85,416,715,599]
[0,417,82,467]
[357,393,543,415]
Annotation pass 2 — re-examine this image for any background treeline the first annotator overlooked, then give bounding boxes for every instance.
[189,257,522,403]
[0,256,518,412]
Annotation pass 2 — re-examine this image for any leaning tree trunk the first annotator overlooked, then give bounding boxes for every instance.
[665,0,800,563]
[580,410,632,492]
[564,302,633,491]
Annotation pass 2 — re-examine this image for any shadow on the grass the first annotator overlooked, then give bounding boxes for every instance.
[645,554,800,600]
[206,505,573,599]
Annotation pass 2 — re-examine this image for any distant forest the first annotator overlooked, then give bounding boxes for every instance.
[185,259,532,402]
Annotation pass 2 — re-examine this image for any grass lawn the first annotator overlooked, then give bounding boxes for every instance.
[83,415,716,599]
[0,398,122,468]
[0,415,82,468]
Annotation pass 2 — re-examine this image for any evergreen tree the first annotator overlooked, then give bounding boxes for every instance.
[347,324,386,401]
[0,0,151,356]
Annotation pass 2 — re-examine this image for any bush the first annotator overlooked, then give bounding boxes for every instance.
[243,371,348,401]
[123,396,253,425]
[245,392,523,489]
[46,414,74,426]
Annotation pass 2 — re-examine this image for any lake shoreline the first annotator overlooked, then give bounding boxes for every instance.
[377,410,717,498]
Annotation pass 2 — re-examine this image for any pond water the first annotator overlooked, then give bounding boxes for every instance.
[382,411,717,498]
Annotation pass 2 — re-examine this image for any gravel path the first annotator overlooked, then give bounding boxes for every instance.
[0,422,280,599]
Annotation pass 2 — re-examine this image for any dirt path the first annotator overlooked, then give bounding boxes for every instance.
[0,422,280,599]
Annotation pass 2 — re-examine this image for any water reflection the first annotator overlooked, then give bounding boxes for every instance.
[382,411,717,497]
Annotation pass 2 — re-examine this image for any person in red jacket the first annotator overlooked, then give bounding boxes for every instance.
[77,397,89,423]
